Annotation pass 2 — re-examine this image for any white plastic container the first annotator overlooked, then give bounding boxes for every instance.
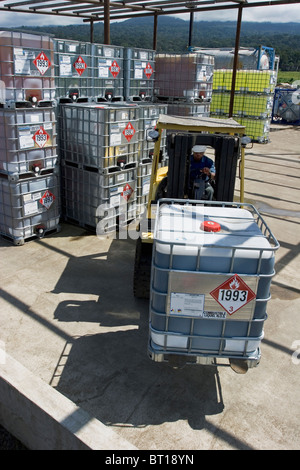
[124,47,155,101]
[154,53,214,102]
[92,43,124,101]
[53,38,93,101]
[58,102,140,171]
[0,106,57,176]
[0,170,60,244]
[0,30,55,105]
[60,160,137,231]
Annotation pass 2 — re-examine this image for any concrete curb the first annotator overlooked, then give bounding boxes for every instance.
[0,348,137,450]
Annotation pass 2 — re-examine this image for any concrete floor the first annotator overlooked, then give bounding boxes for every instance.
[0,123,300,450]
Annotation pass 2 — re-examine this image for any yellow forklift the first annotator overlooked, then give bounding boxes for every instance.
[133,114,279,372]
[133,114,247,299]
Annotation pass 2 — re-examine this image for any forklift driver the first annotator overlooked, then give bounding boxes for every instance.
[189,145,216,200]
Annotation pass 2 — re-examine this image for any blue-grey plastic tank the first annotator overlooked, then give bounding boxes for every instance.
[149,201,279,361]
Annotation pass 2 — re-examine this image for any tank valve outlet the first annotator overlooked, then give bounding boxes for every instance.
[35,226,45,238]
[117,157,126,169]
[32,164,41,175]
[29,96,38,107]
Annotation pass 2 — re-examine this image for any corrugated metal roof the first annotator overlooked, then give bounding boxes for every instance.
[0,0,299,23]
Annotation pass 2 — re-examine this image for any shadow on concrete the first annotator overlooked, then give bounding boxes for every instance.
[270,125,300,133]
[244,176,300,193]
[245,153,300,167]
[54,328,225,431]
[48,236,229,443]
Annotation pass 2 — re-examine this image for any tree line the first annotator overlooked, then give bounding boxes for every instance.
[18,17,300,71]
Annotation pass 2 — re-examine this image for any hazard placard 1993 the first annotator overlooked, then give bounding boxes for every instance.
[210,274,256,316]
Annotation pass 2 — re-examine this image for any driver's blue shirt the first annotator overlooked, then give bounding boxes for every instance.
[190,155,216,184]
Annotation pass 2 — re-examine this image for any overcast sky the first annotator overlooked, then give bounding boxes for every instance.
[0,3,300,28]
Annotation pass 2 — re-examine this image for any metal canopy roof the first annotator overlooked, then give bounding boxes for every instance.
[1,0,300,23]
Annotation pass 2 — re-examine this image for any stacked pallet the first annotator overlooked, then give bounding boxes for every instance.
[0,30,169,240]
[210,69,277,142]
[124,47,156,102]
[153,53,214,118]
[58,101,168,232]
[58,102,140,232]
[0,30,60,245]
[53,41,156,104]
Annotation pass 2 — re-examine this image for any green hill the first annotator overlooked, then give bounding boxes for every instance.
[14,17,300,71]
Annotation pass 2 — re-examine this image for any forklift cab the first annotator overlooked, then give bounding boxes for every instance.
[149,114,246,205]
[156,130,241,202]
[133,114,246,299]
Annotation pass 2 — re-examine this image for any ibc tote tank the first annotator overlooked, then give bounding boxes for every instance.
[0,29,55,106]
[0,106,58,176]
[193,47,270,70]
[149,200,279,367]
[154,53,214,102]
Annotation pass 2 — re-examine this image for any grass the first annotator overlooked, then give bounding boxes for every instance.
[277,71,300,85]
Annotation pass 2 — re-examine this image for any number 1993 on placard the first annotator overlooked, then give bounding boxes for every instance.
[219,289,248,302]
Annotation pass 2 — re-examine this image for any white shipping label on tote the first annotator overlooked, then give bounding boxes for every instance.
[170,292,205,317]
[24,200,38,216]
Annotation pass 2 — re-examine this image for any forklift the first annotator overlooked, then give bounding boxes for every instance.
[133,114,247,300]
[132,114,279,373]
[132,114,280,373]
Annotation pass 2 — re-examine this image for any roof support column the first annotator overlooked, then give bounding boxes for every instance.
[90,19,94,43]
[188,10,194,48]
[229,5,243,117]
[153,13,158,50]
[104,0,110,45]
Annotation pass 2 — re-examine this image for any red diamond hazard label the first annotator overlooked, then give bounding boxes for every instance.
[121,183,134,201]
[122,122,136,142]
[73,56,87,76]
[144,62,153,79]
[32,126,50,148]
[33,51,51,75]
[109,60,120,78]
[39,190,55,209]
[210,274,256,316]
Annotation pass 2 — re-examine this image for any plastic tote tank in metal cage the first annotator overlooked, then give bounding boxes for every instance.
[53,38,93,102]
[154,53,214,103]
[124,47,155,101]
[58,102,141,172]
[60,160,137,233]
[133,103,168,214]
[212,69,277,94]
[237,116,271,144]
[136,102,168,162]
[210,92,273,119]
[136,158,152,216]
[0,29,56,107]
[190,47,275,71]
[0,106,58,176]
[92,43,124,102]
[149,200,279,372]
[167,102,210,118]
[0,169,60,245]
[272,87,300,124]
